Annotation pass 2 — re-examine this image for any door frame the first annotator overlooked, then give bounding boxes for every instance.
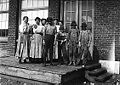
[60,0,94,57]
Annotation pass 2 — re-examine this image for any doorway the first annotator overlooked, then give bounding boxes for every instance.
[62,0,94,57]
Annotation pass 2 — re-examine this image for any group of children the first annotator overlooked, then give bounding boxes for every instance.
[15,16,92,66]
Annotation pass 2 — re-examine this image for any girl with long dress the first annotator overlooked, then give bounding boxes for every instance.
[15,16,31,63]
[30,17,45,59]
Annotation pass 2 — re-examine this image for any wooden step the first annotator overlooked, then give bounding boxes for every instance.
[88,68,107,77]
[95,73,113,82]
[85,63,101,71]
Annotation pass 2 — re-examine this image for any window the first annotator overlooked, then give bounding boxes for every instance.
[0,0,9,37]
[21,0,48,24]
[64,0,94,30]
[64,0,94,56]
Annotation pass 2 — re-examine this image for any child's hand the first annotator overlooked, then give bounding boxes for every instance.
[43,40,45,45]
[78,42,81,47]
[54,41,57,45]
[33,24,37,29]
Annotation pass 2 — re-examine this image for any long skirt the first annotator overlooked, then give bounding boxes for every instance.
[15,33,30,60]
[30,34,43,58]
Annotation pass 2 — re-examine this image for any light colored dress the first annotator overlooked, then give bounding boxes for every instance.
[54,25,60,59]
[30,24,45,58]
[15,22,31,60]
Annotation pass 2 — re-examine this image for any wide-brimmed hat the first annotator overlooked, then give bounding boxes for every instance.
[81,22,87,28]
[71,21,77,26]
[46,17,53,22]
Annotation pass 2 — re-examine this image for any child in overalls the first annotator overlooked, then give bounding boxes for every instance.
[68,21,79,66]
[77,22,92,65]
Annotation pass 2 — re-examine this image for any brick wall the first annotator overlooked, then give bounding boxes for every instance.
[48,0,60,19]
[94,0,120,60]
[6,0,61,56]
[8,0,20,56]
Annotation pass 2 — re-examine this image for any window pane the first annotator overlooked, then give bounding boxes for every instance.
[88,1,92,10]
[6,0,9,2]
[0,22,1,29]
[2,13,7,21]
[33,0,38,8]
[37,0,44,8]
[6,13,8,21]
[1,22,6,29]
[0,3,2,11]
[6,3,9,10]
[43,0,48,7]
[66,1,71,11]
[37,10,44,18]
[6,21,8,29]
[27,11,33,20]
[0,14,2,21]
[27,0,32,9]
[66,12,76,22]
[22,0,27,9]
[0,0,9,37]
[21,0,48,25]
[32,11,38,19]
[22,0,48,9]
[71,1,76,11]
[43,10,48,18]
[82,0,87,10]
[2,3,7,11]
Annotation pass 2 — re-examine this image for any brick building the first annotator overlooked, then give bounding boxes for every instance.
[0,0,119,61]
[0,0,120,84]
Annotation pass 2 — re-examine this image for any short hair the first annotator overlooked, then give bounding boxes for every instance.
[23,16,28,20]
[41,18,46,22]
[54,18,59,21]
[46,17,53,22]
[35,17,41,21]
[81,22,87,30]
[71,21,77,26]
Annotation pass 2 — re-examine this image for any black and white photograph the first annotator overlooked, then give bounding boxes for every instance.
[0,0,119,85]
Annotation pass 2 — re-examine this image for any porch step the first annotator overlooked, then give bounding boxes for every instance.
[88,68,107,77]
[95,73,113,82]
[85,63,101,71]
[85,63,113,83]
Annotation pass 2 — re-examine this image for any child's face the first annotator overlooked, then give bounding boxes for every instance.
[54,20,57,25]
[23,17,28,23]
[35,19,40,25]
[42,20,46,24]
[58,22,62,25]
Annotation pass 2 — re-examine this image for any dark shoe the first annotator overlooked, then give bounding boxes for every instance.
[58,62,62,65]
[42,63,46,67]
[19,59,22,64]
[50,63,54,66]
[19,59,24,64]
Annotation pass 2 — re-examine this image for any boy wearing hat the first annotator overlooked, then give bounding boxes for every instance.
[76,22,92,66]
[68,21,79,66]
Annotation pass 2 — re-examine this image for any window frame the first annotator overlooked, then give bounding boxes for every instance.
[19,0,49,25]
[0,0,9,39]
